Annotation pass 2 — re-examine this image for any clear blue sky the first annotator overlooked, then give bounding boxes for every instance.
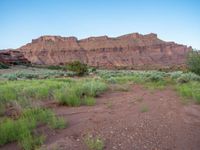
[0,0,200,49]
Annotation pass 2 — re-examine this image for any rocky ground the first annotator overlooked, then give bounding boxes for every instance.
[2,84,200,150]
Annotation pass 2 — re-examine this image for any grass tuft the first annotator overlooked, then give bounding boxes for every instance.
[140,105,149,113]
[84,135,104,150]
[82,97,96,106]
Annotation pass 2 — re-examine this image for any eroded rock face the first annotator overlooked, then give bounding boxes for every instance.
[18,33,191,69]
[0,49,30,65]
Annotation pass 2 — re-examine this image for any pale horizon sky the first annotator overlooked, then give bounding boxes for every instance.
[0,0,200,49]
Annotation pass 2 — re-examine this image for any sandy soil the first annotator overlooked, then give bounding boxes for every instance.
[2,84,200,150]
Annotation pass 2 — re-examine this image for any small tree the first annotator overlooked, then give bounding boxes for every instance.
[66,61,88,76]
[187,50,200,75]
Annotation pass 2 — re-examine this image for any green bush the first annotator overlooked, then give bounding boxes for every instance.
[0,62,9,69]
[66,61,88,76]
[187,51,200,75]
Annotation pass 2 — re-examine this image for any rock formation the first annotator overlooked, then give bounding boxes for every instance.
[0,49,30,65]
[17,33,191,69]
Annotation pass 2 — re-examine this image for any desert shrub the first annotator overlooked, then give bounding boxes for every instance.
[187,51,200,75]
[1,74,18,80]
[106,77,117,84]
[66,61,88,76]
[0,62,9,69]
[47,65,64,70]
[0,108,67,150]
[0,68,73,80]
[101,70,167,85]
[16,72,39,79]
[168,71,183,80]
[97,70,167,81]
[176,72,200,83]
[145,73,164,82]
[88,67,97,73]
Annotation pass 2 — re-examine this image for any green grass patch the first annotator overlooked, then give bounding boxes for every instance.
[143,80,168,90]
[0,108,67,150]
[0,79,70,107]
[176,82,200,104]
[54,86,81,106]
[0,79,107,109]
[54,79,107,106]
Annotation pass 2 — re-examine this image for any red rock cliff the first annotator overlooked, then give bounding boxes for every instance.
[18,33,191,69]
[0,49,30,65]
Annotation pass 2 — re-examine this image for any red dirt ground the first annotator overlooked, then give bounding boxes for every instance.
[2,84,200,150]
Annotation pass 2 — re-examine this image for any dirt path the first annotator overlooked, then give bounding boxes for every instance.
[39,84,200,150]
[2,84,200,150]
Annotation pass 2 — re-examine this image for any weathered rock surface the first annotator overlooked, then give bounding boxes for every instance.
[0,49,30,65]
[18,33,191,69]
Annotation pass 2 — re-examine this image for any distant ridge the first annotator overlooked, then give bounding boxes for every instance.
[15,33,192,69]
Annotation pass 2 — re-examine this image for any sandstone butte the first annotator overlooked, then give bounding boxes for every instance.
[1,33,192,69]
